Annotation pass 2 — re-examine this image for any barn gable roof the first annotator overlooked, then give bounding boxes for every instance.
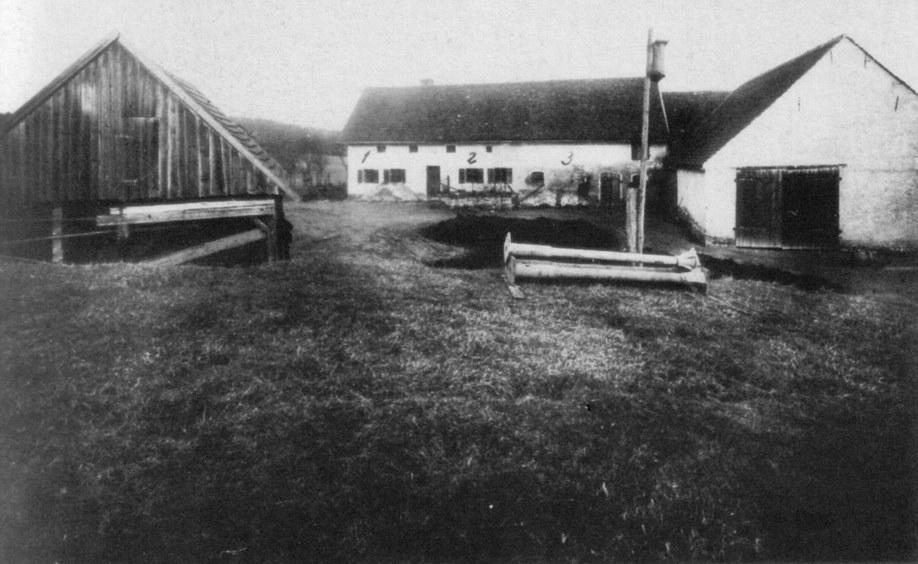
[2,33,294,198]
[668,36,844,167]
[343,78,669,145]
[668,35,918,167]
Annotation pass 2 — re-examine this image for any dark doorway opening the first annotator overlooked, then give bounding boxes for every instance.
[426,166,441,197]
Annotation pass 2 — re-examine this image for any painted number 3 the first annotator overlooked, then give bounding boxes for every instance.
[467,152,477,164]
[561,151,573,165]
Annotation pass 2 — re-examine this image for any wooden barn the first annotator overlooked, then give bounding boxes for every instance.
[0,33,296,263]
[667,35,918,250]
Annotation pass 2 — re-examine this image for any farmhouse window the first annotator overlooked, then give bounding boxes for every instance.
[409,144,418,152]
[358,169,379,183]
[527,171,544,186]
[486,145,493,153]
[377,145,386,152]
[459,168,484,183]
[383,168,406,183]
[487,167,513,184]
[446,145,456,153]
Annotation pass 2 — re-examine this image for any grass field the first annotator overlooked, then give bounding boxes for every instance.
[1,201,915,562]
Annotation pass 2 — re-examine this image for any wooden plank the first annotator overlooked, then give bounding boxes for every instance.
[97,198,277,225]
[37,103,46,202]
[207,128,216,196]
[513,259,707,288]
[63,80,74,201]
[166,94,176,198]
[111,44,124,199]
[506,283,525,300]
[156,85,167,198]
[195,116,204,197]
[148,228,266,267]
[18,122,27,207]
[51,207,63,263]
[97,51,109,199]
[219,137,229,195]
[51,90,62,202]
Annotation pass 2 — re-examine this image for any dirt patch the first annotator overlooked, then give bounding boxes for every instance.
[420,214,621,269]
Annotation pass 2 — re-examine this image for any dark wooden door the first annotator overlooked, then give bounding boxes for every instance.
[426,166,440,197]
[780,169,839,248]
[599,173,620,207]
[735,169,782,248]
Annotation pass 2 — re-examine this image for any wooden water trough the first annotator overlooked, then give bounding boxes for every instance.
[503,233,706,291]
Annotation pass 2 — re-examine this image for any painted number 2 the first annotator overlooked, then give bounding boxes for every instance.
[467,152,477,164]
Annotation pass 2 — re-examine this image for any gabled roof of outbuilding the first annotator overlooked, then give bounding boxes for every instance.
[667,35,845,167]
[343,78,669,145]
[668,35,918,167]
[1,33,295,198]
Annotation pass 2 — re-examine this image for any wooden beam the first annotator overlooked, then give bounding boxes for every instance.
[148,228,265,266]
[504,233,700,271]
[97,198,277,226]
[510,259,707,289]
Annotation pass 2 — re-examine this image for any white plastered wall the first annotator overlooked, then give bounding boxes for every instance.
[347,142,666,201]
[689,38,918,247]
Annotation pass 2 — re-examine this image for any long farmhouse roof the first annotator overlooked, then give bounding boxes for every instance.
[2,33,293,197]
[343,78,670,145]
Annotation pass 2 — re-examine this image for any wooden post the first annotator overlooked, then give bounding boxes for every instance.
[635,27,653,254]
[51,207,63,263]
[627,182,637,252]
[265,196,279,262]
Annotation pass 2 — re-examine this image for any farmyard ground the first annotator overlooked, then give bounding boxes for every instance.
[1,201,915,562]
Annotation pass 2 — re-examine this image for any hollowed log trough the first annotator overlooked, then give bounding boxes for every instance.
[503,233,707,290]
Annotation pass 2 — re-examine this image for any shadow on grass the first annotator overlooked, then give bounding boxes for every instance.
[421,214,621,269]
[701,253,841,292]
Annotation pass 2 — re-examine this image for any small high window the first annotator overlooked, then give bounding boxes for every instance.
[409,144,418,153]
[358,169,379,183]
[383,168,406,183]
[377,145,386,153]
[486,145,493,153]
[446,145,456,153]
[459,168,484,183]
[487,167,513,184]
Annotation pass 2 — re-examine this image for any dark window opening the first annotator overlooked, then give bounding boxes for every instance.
[383,168,406,183]
[446,145,456,153]
[377,145,386,152]
[459,168,484,183]
[486,145,493,153]
[526,171,544,186]
[358,169,379,183]
[409,144,418,152]
[487,167,513,184]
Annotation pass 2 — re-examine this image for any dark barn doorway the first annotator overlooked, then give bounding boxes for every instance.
[735,167,840,249]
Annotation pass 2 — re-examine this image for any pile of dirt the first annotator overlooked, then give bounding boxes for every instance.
[357,184,423,202]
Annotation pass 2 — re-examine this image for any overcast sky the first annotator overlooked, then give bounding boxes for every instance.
[2,0,917,130]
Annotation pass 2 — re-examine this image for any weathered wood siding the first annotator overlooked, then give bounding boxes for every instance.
[0,42,271,210]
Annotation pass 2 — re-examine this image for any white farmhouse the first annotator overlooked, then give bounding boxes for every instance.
[342,78,670,206]
[668,35,918,249]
